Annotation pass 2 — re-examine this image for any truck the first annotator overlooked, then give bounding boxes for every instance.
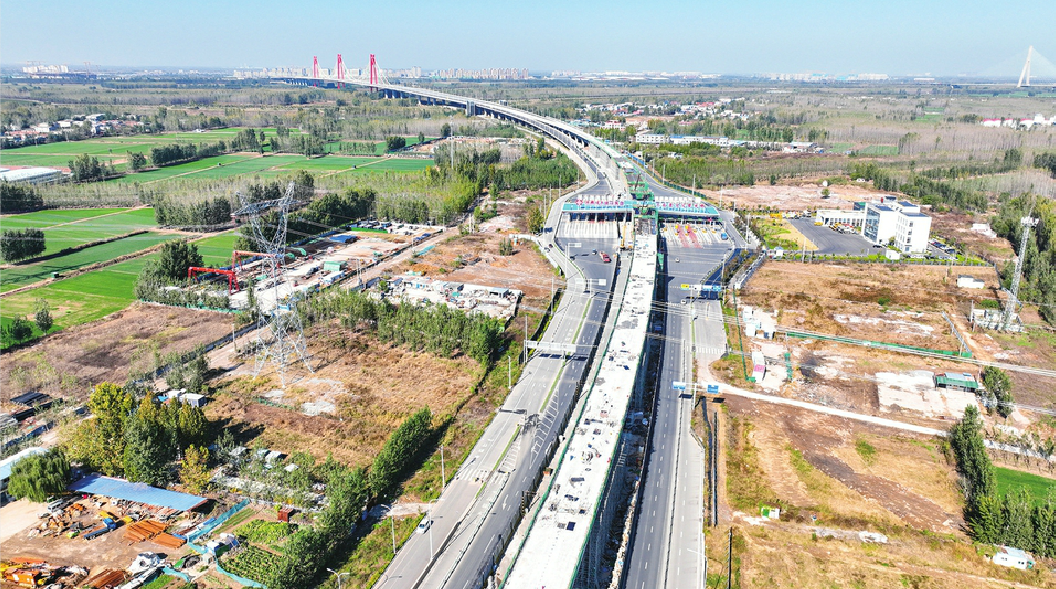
[84,518,117,541]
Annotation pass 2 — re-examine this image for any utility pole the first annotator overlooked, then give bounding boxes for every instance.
[440,444,446,491]
[390,516,396,555]
[727,527,734,589]
[1004,215,1038,330]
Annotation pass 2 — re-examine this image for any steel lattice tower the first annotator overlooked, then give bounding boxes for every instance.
[1003,216,1038,331]
[233,181,313,384]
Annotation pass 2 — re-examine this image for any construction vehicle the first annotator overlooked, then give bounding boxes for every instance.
[84,518,116,541]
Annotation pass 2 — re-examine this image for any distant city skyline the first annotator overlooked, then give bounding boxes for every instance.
[1,0,1054,77]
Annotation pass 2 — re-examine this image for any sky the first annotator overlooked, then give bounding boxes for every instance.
[2,0,1054,76]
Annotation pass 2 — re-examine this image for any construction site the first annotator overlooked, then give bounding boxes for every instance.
[182,224,443,313]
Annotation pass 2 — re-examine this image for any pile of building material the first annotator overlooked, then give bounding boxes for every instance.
[84,569,127,589]
[123,520,184,548]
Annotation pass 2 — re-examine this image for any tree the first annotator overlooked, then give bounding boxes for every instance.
[982,366,1014,418]
[498,237,514,256]
[418,131,425,144]
[440,122,452,138]
[386,136,406,152]
[4,316,34,343]
[156,240,204,281]
[128,152,148,171]
[526,206,545,234]
[179,445,211,493]
[34,299,52,333]
[86,382,134,476]
[124,408,173,486]
[7,449,70,502]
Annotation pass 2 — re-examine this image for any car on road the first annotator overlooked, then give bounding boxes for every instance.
[601,253,611,263]
[416,518,432,534]
[592,249,597,255]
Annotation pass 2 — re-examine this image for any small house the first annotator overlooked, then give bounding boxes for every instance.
[935,372,981,394]
[993,546,1034,570]
[956,275,985,289]
[179,393,207,408]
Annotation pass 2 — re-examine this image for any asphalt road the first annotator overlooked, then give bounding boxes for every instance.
[789,218,875,255]
[376,158,621,589]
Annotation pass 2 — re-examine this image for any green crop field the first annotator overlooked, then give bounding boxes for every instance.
[0,229,237,348]
[278,157,378,171]
[0,127,309,169]
[186,155,306,179]
[857,145,899,155]
[326,136,434,155]
[1,232,174,292]
[995,467,1056,505]
[32,208,158,255]
[195,230,240,267]
[110,154,255,184]
[341,158,434,173]
[1,208,131,230]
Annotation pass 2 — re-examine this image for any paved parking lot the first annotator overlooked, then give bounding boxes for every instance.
[789,218,875,255]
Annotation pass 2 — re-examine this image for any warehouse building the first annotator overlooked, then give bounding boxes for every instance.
[0,167,64,185]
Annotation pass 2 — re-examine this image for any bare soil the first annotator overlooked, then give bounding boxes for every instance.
[0,303,231,407]
[208,329,483,468]
[713,396,1054,588]
[716,181,897,211]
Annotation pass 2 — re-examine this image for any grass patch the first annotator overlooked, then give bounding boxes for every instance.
[855,436,878,465]
[726,417,782,510]
[140,574,173,589]
[326,516,420,588]
[994,467,1056,506]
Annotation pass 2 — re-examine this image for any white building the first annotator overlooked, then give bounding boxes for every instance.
[993,546,1034,570]
[0,167,64,184]
[956,275,986,289]
[863,197,931,254]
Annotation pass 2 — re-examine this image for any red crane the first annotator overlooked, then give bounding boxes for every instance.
[188,267,240,294]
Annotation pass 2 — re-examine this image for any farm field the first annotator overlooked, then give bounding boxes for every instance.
[325,135,434,155]
[109,153,254,184]
[0,127,308,168]
[195,230,241,266]
[31,208,158,255]
[110,153,386,183]
[0,230,237,349]
[338,158,434,174]
[1,207,131,230]
[0,231,174,292]
[994,466,1056,505]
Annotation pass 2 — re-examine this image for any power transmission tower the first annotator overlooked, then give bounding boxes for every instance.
[1003,215,1038,331]
[1018,46,1033,88]
[232,181,313,384]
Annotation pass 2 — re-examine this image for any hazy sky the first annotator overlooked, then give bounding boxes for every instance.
[2,0,1053,76]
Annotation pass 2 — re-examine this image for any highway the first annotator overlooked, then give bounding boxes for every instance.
[374,156,622,589]
[623,169,731,589]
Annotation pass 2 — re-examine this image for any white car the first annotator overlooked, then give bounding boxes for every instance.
[416,518,432,534]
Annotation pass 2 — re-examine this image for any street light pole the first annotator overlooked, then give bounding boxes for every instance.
[327,568,350,589]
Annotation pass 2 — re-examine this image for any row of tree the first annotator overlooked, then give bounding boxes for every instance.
[849,162,988,212]
[312,289,504,365]
[153,195,233,227]
[69,153,116,183]
[952,406,1056,557]
[262,408,434,589]
[132,239,231,309]
[1,182,44,213]
[149,142,223,167]
[0,228,46,262]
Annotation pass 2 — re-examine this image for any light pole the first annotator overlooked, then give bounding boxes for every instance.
[327,568,350,589]
[440,444,446,491]
[390,515,396,555]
